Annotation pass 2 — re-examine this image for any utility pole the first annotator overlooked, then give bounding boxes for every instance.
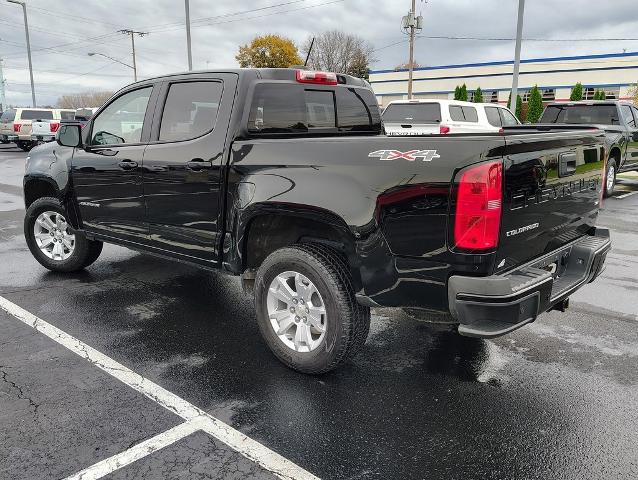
[119,29,148,82]
[401,1,422,99]
[7,0,35,106]
[185,0,193,70]
[0,57,6,111]
[510,0,525,115]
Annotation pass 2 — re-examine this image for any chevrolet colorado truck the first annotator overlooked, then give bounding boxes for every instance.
[23,69,611,373]
[540,100,638,196]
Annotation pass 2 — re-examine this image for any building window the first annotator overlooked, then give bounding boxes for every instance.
[583,87,619,100]
[522,89,554,103]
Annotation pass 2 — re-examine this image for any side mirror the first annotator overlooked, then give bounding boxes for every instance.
[56,124,82,148]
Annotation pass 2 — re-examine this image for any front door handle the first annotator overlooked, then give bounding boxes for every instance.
[118,160,138,170]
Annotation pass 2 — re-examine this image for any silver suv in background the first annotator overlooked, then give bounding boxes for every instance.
[382,99,519,135]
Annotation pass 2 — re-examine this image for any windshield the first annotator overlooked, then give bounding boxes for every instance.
[382,103,441,124]
[540,104,620,125]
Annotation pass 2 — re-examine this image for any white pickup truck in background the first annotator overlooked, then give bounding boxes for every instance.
[30,119,60,144]
[30,109,95,145]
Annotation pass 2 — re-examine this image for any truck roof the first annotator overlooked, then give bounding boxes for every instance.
[127,68,371,88]
[545,100,635,107]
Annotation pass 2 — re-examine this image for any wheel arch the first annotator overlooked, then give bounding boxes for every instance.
[24,176,81,229]
[238,204,363,293]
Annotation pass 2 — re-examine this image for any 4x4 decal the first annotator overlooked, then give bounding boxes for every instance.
[368,149,440,162]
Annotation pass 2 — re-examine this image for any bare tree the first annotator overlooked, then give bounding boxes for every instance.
[302,31,375,79]
[57,91,114,109]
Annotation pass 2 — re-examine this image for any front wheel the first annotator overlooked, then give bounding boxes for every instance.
[24,197,103,272]
[604,158,617,198]
[254,244,370,374]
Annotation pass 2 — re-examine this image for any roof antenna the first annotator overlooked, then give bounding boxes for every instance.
[304,37,315,67]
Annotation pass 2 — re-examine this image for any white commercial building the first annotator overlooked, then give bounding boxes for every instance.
[369,51,638,108]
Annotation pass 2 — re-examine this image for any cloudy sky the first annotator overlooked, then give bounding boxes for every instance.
[1,0,638,106]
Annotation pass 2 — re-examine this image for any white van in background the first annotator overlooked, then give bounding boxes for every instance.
[382,99,520,135]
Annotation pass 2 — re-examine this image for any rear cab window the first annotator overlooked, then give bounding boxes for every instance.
[449,105,478,122]
[19,110,53,121]
[248,83,380,135]
[540,104,620,125]
[382,103,441,124]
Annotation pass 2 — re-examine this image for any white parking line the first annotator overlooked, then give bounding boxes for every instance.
[63,421,200,480]
[0,295,319,480]
[615,191,638,199]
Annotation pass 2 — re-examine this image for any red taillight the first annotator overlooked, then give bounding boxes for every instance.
[453,161,503,250]
[498,127,504,133]
[13,123,21,132]
[439,125,450,134]
[50,122,60,133]
[295,69,338,85]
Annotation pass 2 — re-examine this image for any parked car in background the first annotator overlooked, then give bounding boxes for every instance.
[1,108,74,150]
[539,100,638,196]
[382,99,520,135]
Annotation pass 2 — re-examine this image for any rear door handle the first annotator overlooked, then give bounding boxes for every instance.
[118,160,138,170]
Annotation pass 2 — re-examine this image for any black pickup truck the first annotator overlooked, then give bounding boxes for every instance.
[23,68,611,373]
[540,100,638,196]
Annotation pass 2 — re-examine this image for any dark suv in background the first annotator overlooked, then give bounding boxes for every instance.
[540,101,638,196]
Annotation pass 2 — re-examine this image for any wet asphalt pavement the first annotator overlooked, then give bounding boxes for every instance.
[0,143,637,479]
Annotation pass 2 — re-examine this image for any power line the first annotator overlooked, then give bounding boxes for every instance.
[145,0,347,34]
[141,0,310,32]
[419,35,638,42]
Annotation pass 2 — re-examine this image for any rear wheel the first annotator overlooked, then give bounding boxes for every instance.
[604,157,617,198]
[17,141,32,152]
[24,197,103,272]
[254,244,370,374]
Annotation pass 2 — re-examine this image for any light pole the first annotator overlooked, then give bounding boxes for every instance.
[510,0,525,116]
[7,0,35,107]
[87,52,135,80]
[185,0,193,71]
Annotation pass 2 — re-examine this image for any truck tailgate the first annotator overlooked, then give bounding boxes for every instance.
[495,129,605,273]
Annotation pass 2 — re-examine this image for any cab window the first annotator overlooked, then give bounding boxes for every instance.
[91,87,152,145]
[485,107,501,127]
[621,105,636,128]
[0,109,16,122]
[499,108,519,126]
[449,105,478,123]
[159,81,223,142]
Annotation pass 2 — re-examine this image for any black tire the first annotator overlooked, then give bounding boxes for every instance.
[24,197,103,272]
[254,244,370,374]
[604,157,617,198]
[17,141,32,152]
